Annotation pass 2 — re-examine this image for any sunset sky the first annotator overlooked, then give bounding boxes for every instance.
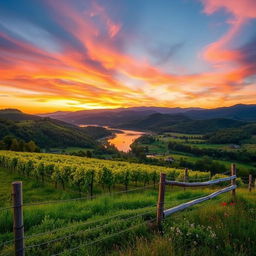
[0,0,256,113]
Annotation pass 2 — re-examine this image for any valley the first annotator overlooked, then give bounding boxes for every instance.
[0,105,256,256]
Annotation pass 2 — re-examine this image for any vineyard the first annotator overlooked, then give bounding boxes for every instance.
[0,151,254,256]
[0,151,211,198]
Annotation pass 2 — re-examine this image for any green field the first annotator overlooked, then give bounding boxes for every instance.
[0,164,255,256]
[0,150,255,256]
[136,133,256,176]
[0,165,213,256]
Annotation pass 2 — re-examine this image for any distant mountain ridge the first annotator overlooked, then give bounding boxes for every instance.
[40,104,256,126]
[185,104,256,121]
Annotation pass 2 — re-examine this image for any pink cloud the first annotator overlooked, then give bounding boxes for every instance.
[201,0,256,64]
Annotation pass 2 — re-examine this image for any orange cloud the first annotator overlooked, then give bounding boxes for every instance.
[0,0,256,113]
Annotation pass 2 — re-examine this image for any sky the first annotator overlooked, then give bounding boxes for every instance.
[0,0,256,113]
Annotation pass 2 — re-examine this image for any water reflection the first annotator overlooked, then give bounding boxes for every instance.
[108,129,144,152]
[79,124,144,152]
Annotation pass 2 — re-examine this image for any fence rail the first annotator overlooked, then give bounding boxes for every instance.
[157,163,237,227]
[165,175,236,187]
[164,185,236,217]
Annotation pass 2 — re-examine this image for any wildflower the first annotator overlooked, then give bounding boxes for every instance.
[229,202,236,206]
[221,202,227,206]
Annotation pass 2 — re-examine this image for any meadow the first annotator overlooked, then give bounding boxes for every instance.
[0,165,211,256]
[136,133,256,177]
[0,151,253,256]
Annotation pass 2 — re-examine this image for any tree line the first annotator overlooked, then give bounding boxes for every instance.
[168,141,256,163]
[0,136,40,152]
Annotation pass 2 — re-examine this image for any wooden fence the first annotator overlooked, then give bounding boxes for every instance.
[156,163,237,226]
[3,163,256,255]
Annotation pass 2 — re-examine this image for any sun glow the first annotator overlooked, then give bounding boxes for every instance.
[0,0,256,113]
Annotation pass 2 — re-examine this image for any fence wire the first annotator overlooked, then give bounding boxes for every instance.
[24,210,156,252]
[51,218,156,256]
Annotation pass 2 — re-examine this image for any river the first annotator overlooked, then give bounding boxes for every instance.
[79,125,144,152]
[107,129,144,152]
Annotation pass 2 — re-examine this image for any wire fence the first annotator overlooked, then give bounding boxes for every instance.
[0,184,156,212]
[1,166,252,256]
[51,219,155,256]
[24,209,155,251]
[0,168,239,212]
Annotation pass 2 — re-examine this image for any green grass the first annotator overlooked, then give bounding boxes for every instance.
[0,168,81,208]
[0,166,225,256]
[1,165,255,256]
[116,189,256,256]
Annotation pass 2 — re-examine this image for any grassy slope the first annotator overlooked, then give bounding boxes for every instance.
[1,166,223,256]
[0,167,80,207]
[116,189,256,256]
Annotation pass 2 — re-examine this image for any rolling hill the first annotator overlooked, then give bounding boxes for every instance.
[117,113,247,134]
[0,109,105,148]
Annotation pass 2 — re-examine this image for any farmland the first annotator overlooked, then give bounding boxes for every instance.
[0,151,210,198]
[0,157,255,256]
[0,147,253,256]
[0,159,214,256]
[133,132,256,178]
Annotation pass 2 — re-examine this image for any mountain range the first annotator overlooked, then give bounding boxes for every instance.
[40,104,256,127]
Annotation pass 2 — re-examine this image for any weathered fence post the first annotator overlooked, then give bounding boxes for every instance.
[12,181,25,256]
[157,173,166,228]
[184,168,188,191]
[231,164,236,200]
[248,174,252,192]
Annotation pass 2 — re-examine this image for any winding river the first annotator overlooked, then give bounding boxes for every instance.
[107,129,144,152]
[79,125,144,152]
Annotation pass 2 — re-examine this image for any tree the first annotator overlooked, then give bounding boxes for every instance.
[10,138,19,151]
[3,136,13,149]
[25,140,37,152]
[18,139,25,151]
[86,150,92,158]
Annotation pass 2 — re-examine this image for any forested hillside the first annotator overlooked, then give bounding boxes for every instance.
[117,113,247,134]
[0,109,104,148]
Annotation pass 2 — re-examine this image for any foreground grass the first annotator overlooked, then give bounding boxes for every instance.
[0,168,80,207]
[0,166,211,256]
[116,189,256,256]
[1,166,255,256]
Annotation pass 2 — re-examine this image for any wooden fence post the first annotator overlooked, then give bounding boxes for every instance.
[183,168,188,191]
[157,173,166,228]
[231,164,236,200]
[12,181,25,256]
[248,174,252,192]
